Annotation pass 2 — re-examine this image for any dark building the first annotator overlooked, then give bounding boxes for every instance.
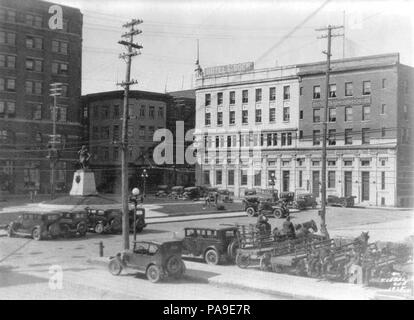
[0,0,83,194]
[297,53,414,207]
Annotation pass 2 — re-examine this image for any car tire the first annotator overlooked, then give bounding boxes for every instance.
[227,239,239,263]
[146,265,161,283]
[246,207,256,217]
[166,256,182,275]
[204,249,220,265]
[108,259,122,276]
[77,222,87,237]
[273,208,283,218]
[32,227,41,241]
[95,222,104,234]
[110,217,122,233]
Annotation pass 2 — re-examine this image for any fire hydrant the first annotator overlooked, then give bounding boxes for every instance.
[99,241,104,257]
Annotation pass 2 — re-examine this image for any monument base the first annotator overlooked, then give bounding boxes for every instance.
[69,170,97,196]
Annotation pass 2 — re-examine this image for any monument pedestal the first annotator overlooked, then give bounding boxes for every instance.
[69,170,97,196]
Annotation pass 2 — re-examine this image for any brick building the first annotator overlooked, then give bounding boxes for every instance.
[0,0,83,194]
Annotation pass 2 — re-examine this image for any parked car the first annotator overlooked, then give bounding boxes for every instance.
[243,196,289,218]
[7,212,62,240]
[181,227,239,265]
[85,207,123,234]
[218,189,233,203]
[59,211,88,237]
[279,192,295,207]
[168,186,185,199]
[108,240,186,283]
[244,189,257,196]
[294,193,318,210]
[327,195,356,208]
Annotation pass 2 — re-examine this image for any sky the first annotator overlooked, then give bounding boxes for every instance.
[49,0,414,95]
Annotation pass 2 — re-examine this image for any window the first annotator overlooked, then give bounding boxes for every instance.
[382,78,387,89]
[300,87,303,96]
[25,80,42,95]
[51,40,68,54]
[26,14,43,28]
[329,108,336,122]
[266,133,272,146]
[362,128,370,144]
[205,113,211,126]
[312,161,320,166]
[403,105,408,120]
[229,110,235,124]
[313,108,321,122]
[283,107,290,121]
[361,160,370,166]
[0,30,16,46]
[328,160,336,166]
[362,105,370,121]
[329,84,336,98]
[299,110,303,120]
[313,130,320,145]
[158,107,164,118]
[102,147,109,161]
[241,170,248,185]
[113,147,119,161]
[269,108,276,122]
[363,81,371,95]
[281,133,286,146]
[254,170,261,186]
[345,82,353,96]
[100,126,110,139]
[328,171,336,188]
[26,36,43,49]
[283,86,290,100]
[213,170,222,185]
[344,160,353,166]
[0,54,15,68]
[269,87,276,101]
[139,126,145,138]
[0,8,16,23]
[381,159,386,166]
[92,126,99,139]
[282,160,290,166]
[381,104,386,115]
[216,111,223,125]
[101,106,110,119]
[149,106,155,118]
[32,104,42,120]
[381,127,386,137]
[381,172,385,190]
[229,91,235,104]
[242,90,248,103]
[255,88,262,102]
[345,106,353,122]
[0,78,15,92]
[255,109,262,123]
[313,85,321,99]
[242,110,248,124]
[113,105,120,118]
[52,62,68,75]
[272,133,277,146]
[0,101,15,117]
[60,84,68,97]
[298,170,303,187]
[403,80,409,94]
[228,170,234,185]
[205,93,211,106]
[299,130,303,139]
[328,129,336,145]
[345,129,353,145]
[139,105,145,117]
[56,106,67,122]
[217,92,223,105]
[113,125,120,141]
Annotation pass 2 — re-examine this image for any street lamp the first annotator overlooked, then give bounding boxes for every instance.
[268,172,276,200]
[141,169,149,201]
[131,187,140,242]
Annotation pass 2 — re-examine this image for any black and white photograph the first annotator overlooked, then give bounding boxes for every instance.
[0,0,413,303]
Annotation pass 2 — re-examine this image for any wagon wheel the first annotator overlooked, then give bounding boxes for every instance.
[259,254,271,271]
[108,259,122,276]
[235,252,250,269]
[32,227,42,241]
[76,221,87,237]
[246,207,256,217]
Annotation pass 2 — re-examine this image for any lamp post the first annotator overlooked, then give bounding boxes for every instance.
[269,172,276,200]
[141,169,148,201]
[131,187,140,242]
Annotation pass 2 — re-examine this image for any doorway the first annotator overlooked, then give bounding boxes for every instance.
[312,171,320,198]
[361,171,370,201]
[344,171,352,197]
[282,171,290,192]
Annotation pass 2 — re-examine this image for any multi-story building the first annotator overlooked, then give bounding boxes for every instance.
[194,62,300,198]
[0,0,83,194]
[297,53,414,207]
[194,54,414,207]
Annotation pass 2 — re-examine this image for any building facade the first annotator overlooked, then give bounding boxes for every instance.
[194,54,414,206]
[0,0,83,194]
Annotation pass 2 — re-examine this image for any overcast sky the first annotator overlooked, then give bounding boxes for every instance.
[49,0,414,95]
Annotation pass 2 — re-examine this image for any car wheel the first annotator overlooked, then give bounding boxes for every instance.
[227,239,239,263]
[204,249,220,265]
[166,256,182,275]
[246,207,256,217]
[235,253,250,269]
[108,259,122,276]
[32,227,41,241]
[273,208,283,218]
[77,222,87,236]
[146,265,161,283]
[95,222,104,234]
[110,217,122,233]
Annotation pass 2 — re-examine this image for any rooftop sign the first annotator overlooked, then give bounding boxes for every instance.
[204,62,254,76]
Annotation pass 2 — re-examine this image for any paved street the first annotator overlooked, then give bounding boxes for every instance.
[0,205,413,299]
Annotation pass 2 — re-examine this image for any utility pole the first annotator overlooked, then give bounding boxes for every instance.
[118,18,143,250]
[342,11,346,59]
[316,25,343,238]
[49,82,62,200]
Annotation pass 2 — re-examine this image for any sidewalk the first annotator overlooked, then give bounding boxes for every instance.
[87,256,412,300]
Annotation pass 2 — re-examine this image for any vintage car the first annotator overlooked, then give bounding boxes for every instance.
[327,195,356,208]
[243,196,289,218]
[59,211,88,237]
[182,186,201,200]
[108,240,186,283]
[244,189,257,196]
[294,193,318,210]
[85,207,123,234]
[279,192,295,207]
[155,185,169,198]
[128,205,147,233]
[7,212,62,240]
[181,227,239,265]
[168,186,185,199]
[218,189,233,203]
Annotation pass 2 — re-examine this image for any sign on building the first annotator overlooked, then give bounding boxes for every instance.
[204,62,254,76]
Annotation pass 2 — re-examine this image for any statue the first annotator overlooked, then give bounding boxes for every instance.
[78,145,91,170]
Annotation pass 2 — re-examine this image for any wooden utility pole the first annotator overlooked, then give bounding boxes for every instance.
[316,25,343,238]
[118,19,143,250]
[49,82,62,200]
